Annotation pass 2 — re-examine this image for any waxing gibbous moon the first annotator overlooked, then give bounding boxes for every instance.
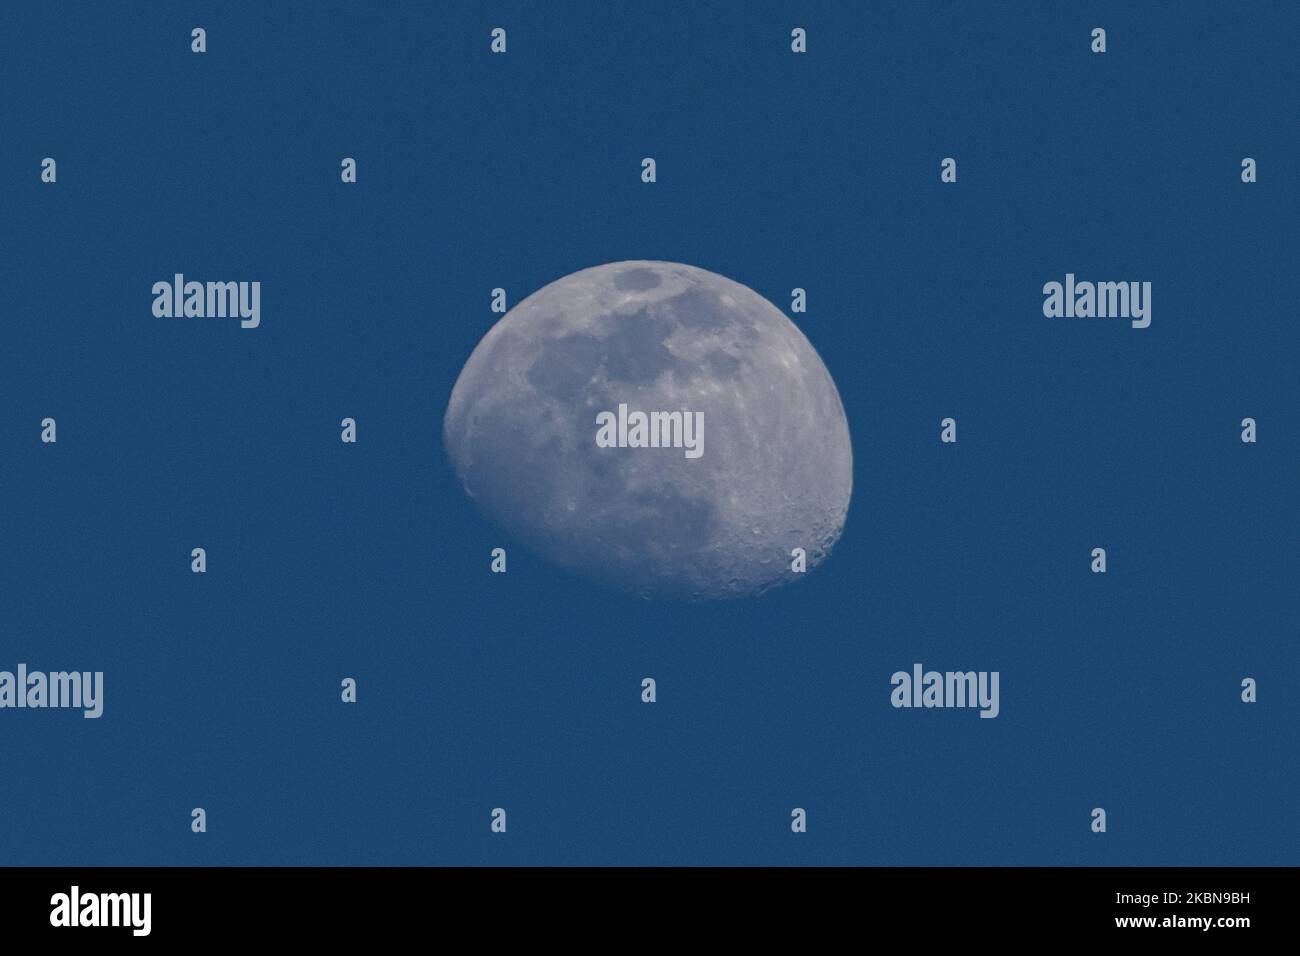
[443,261,853,600]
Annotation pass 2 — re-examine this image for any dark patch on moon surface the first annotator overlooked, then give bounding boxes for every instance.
[613,267,662,291]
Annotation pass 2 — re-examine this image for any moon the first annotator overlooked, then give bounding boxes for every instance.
[443,261,853,599]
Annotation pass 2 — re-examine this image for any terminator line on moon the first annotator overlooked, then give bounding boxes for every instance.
[443,261,853,600]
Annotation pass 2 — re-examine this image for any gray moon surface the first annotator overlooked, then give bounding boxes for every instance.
[443,261,853,599]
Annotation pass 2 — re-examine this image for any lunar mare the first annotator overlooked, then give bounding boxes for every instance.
[443,261,853,599]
